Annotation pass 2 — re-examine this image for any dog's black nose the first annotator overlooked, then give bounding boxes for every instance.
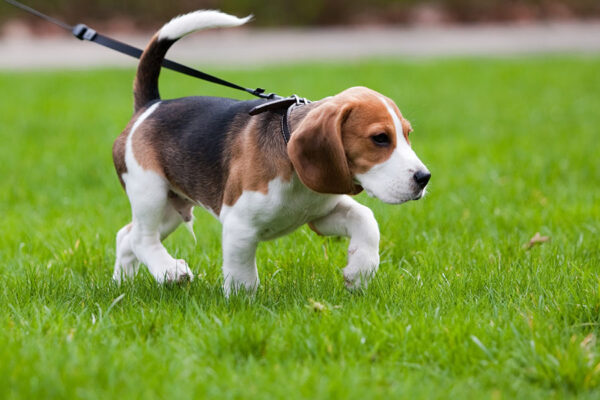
[413,170,431,189]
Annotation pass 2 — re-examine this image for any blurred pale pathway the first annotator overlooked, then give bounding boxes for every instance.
[1,22,599,69]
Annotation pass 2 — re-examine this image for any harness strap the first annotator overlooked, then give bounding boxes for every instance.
[250,95,310,143]
[281,105,294,144]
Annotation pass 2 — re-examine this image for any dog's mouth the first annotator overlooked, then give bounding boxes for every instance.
[360,185,426,204]
[353,170,429,204]
[361,188,409,205]
[413,188,427,200]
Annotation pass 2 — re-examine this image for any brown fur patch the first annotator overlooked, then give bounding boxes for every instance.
[131,125,164,175]
[112,113,139,190]
[112,133,128,190]
[223,115,295,207]
[340,88,398,175]
[112,106,165,192]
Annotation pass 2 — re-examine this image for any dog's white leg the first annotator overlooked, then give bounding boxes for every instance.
[113,223,140,282]
[221,215,259,297]
[113,204,186,283]
[126,173,193,283]
[309,195,380,290]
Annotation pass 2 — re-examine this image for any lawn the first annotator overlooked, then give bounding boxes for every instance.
[0,57,599,399]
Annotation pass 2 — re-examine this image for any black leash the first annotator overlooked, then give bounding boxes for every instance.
[4,0,313,142]
[3,0,277,99]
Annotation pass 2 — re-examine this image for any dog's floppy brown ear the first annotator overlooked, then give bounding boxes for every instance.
[288,102,362,194]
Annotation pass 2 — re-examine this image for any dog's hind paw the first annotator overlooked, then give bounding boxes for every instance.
[161,259,194,283]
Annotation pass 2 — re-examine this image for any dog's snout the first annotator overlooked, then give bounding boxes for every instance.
[413,170,431,189]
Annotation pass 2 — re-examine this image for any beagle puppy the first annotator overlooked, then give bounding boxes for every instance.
[112,10,431,295]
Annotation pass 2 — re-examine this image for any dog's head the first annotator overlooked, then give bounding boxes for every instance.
[288,87,430,204]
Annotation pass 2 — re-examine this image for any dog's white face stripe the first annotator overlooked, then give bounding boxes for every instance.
[354,97,428,204]
[381,96,411,151]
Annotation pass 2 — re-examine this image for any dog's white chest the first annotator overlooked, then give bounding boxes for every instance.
[219,175,338,241]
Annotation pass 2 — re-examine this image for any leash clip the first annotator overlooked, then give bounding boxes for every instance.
[72,23,97,41]
[291,94,309,106]
[248,94,311,116]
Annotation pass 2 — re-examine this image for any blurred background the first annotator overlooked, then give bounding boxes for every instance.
[1,0,600,30]
[1,0,599,69]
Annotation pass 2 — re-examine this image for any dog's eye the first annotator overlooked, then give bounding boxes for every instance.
[371,133,390,147]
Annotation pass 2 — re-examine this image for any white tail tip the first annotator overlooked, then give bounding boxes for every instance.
[159,10,252,41]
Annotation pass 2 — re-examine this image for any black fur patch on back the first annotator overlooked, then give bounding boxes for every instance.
[145,96,268,211]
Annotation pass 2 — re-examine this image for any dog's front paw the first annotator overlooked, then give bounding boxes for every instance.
[343,270,372,291]
[343,273,363,290]
[342,247,379,291]
[161,259,194,283]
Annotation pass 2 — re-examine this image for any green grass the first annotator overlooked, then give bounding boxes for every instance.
[1,57,599,399]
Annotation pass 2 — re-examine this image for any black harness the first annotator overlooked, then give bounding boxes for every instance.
[248,95,310,143]
[4,0,311,140]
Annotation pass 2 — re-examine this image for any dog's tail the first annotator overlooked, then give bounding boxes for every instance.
[133,10,251,112]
